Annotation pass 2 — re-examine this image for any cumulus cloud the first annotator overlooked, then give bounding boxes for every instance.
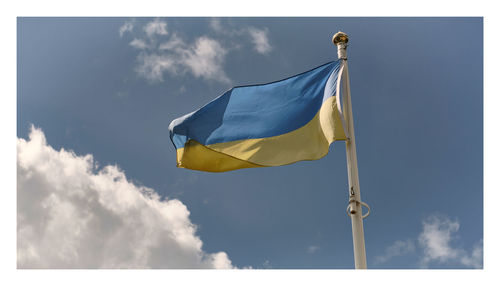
[418,214,482,268]
[17,126,233,269]
[135,34,229,83]
[418,215,460,265]
[375,214,482,268]
[247,27,272,55]
[181,37,229,83]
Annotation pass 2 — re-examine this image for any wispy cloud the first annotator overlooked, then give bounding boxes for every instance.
[374,214,482,268]
[158,33,185,51]
[209,18,273,55]
[119,21,134,37]
[134,36,229,84]
[374,239,415,264]
[209,18,224,34]
[307,245,320,254]
[135,53,178,82]
[459,240,483,268]
[247,27,272,55]
[122,19,230,84]
[129,38,148,49]
[120,18,274,85]
[262,259,272,269]
[17,126,234,269]
[181,36,229,83]
[143,18,168,37]
[418,214,482,268]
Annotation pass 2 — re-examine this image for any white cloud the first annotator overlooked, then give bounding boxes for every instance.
[307,245,320,254]
[208,19,273,55]
[374,239,415,264]
[135,35,230,84]
[247,27,272,55]
[123,18,273,84]
[262,260,271,269]
[418,214,482,268]
[375,214,482,268]
[135,53,178,82]
[181,36,230,83]
[129,38,148,49]
[418,215,460,265]
[144,18,168,37]
[17,126,234,269]
[158,33,186,51]
[119,21,134,37]
[209,18,223,33]
[459,240,483,268]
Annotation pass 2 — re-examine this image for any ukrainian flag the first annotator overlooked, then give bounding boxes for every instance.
[169,60,347,172]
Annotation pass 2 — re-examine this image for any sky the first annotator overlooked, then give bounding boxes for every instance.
[16,17,483,269]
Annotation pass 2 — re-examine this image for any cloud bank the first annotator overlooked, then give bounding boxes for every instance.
[17,126,233,269]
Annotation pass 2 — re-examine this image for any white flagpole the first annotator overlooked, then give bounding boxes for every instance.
[333,31,369,269]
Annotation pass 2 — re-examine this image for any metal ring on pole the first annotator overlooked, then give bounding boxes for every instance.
[346,201,370,219]
[360,201,370,219]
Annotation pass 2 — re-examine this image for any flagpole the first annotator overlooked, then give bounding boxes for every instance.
[333,31,368,269]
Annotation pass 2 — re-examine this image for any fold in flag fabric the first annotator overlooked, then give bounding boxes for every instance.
[169,60,348,172]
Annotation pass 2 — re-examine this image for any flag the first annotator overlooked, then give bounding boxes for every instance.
[169,60,347,172]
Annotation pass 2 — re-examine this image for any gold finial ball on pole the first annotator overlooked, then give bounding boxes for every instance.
[332,31,349,46]
[332,31,348,60]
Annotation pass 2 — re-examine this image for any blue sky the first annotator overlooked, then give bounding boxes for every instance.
[17,17,483,269]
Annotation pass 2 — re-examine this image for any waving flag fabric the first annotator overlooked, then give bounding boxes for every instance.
[169,60,347,172]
